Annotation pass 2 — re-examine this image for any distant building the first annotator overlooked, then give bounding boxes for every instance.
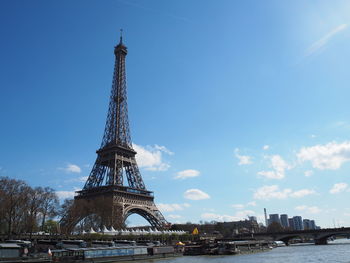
[269,214,281,225]
[280,214,289,228]
[303,219,311,230]
[310,220,316,230]
[293,216,304,230]
[288,218,295,230]
[249,216,257,222]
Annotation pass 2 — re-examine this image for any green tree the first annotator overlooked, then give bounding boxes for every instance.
[43,220,59,234]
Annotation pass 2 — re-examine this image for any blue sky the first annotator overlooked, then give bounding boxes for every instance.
[1,0,350,228]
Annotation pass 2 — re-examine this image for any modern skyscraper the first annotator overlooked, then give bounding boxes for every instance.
[280,214,289,228]
[293,216,304,230]
[303,219,311,230]
[310,220,316,230]
[269,214,281,225]
[288,218,295,230]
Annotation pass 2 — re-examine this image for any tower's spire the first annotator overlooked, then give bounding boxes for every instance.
[119,29,123,44]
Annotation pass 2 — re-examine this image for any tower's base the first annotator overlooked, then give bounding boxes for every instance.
[60,185,168,234]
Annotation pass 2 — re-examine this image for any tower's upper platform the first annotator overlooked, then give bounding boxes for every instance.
[114,35,127,55]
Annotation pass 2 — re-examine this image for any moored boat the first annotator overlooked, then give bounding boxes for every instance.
[51,245,180,262]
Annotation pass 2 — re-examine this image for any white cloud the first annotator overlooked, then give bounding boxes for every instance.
[201,213,239,222]
[56,190,76,199]
[329,183,348,194]
[232,201,256,210]
[234,148,253,165]
[174,169,200,180]
[157,203,190,213]
[263,145,270,150]
[304,170,313,177]
[247,201,257,207]
[184,189,210,200]
[257,155,291,179]
[290,189,316,198]
[235,210,255,218]
[253,185,291,200]
[305,24,348,57]
[253,185,315,200]
[154,145,174,155]
[297,141,350,170]
[60,164,81,173]
[201,210,255,222]
[65,176,88,183]
[232,204,245,209]
[167,214,182,219]
[333,121,350,129]
[295,205,321,214]
[133,143,172,171]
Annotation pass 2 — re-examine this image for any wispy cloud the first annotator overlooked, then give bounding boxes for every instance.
[295,205,321,214]
[58,164,82,173]
[232,201,256,210]
[305,24,347,57]
[65,176,88,183]
[201,213,239,222]
[329,182,348,194]
[304,170,313,177]
[253,185,316,200]
[263,145,270,150]
[167,214,182,219]
[184,189,210,200]
[257,155,291,179]
[157,203,190,212]
[201,210,255,222]
[56,190,76,199]
[174,169,200,180]
[56,187,82,200]
[234,148,253,165]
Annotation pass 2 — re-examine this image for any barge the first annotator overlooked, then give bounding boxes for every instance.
[51,245,180,262]
[184,240,272,256]
[0,240,181,263]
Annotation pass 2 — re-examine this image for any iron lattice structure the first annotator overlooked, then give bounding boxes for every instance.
[83,36,145,190]
[61,35,168,233]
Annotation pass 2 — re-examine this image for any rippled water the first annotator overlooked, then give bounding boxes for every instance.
[140,239,350,263]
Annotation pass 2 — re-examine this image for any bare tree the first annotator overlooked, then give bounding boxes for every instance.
[0,177,30,237]
[26,187,44,237]
[40,187,59,231]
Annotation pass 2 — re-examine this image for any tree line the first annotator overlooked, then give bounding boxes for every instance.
[0,176,60,237]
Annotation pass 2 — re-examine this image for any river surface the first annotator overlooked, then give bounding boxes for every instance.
[138,239,350,263]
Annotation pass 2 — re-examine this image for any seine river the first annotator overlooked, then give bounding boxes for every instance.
[141,239,350,263]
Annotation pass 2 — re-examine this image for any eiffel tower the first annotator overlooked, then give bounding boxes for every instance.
[61,33,168,233]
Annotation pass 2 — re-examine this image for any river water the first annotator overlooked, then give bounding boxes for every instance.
[141,239,350,263]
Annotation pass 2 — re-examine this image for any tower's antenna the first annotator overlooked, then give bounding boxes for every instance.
[119,29,123,44]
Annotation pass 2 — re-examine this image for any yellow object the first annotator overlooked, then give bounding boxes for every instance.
[192,227,199,235]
